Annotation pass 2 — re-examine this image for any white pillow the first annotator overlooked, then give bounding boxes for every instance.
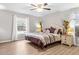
[43,29,50,33]
[54,29,58,34]
[45,30,50,33]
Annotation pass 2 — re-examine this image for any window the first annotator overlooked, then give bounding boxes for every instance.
[15,15,29,32]
[17,20,26,31]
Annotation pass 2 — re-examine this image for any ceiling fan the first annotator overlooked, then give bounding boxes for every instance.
[30,3,51,12]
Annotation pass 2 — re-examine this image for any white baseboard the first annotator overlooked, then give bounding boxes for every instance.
[0,40,13,43]
[0,39,24,44]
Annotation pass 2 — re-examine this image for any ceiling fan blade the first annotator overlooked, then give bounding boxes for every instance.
[43,8,51,10]
[44,3,48,6]
[30,4,37,7]
[30,8,36,10]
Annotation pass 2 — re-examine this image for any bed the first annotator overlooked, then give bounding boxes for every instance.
[25,33,61,48]
[25,27,62,48]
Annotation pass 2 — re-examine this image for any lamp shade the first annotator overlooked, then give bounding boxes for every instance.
[67,27,73,35]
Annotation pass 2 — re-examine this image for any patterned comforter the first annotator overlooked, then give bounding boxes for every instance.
[26,32,61,46]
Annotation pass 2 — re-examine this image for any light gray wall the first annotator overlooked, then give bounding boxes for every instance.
[42,8,79,29]
[0,10,13,42]
[42,12,64,29]
[0,10,38,42]
[29,15,39,32]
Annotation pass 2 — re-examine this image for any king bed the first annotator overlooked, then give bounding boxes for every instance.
[25,27,62,48]
[25,33,61,48]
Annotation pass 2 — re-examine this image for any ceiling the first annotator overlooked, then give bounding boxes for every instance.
[1,3,79,17]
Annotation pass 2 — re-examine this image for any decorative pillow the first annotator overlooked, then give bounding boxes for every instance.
[57,29,62,35]
[43,28,50,33]
[45,30,50,33]
[49,27,56,33]
[54,28,58,34]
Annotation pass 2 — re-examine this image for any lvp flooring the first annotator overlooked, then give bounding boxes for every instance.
[0,40,79,55]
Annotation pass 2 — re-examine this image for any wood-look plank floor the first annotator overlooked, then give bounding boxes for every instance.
[0,40,79,55]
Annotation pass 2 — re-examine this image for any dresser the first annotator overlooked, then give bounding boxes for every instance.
[61,35,73,47]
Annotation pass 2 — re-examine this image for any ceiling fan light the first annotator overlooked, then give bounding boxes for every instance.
[36,8,43,12]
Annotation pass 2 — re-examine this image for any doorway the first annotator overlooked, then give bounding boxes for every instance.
[12,15,29,41]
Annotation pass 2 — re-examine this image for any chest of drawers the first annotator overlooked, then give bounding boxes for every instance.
[61,35,73,47]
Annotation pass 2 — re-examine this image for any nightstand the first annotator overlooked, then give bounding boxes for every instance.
[61,35,73,47]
